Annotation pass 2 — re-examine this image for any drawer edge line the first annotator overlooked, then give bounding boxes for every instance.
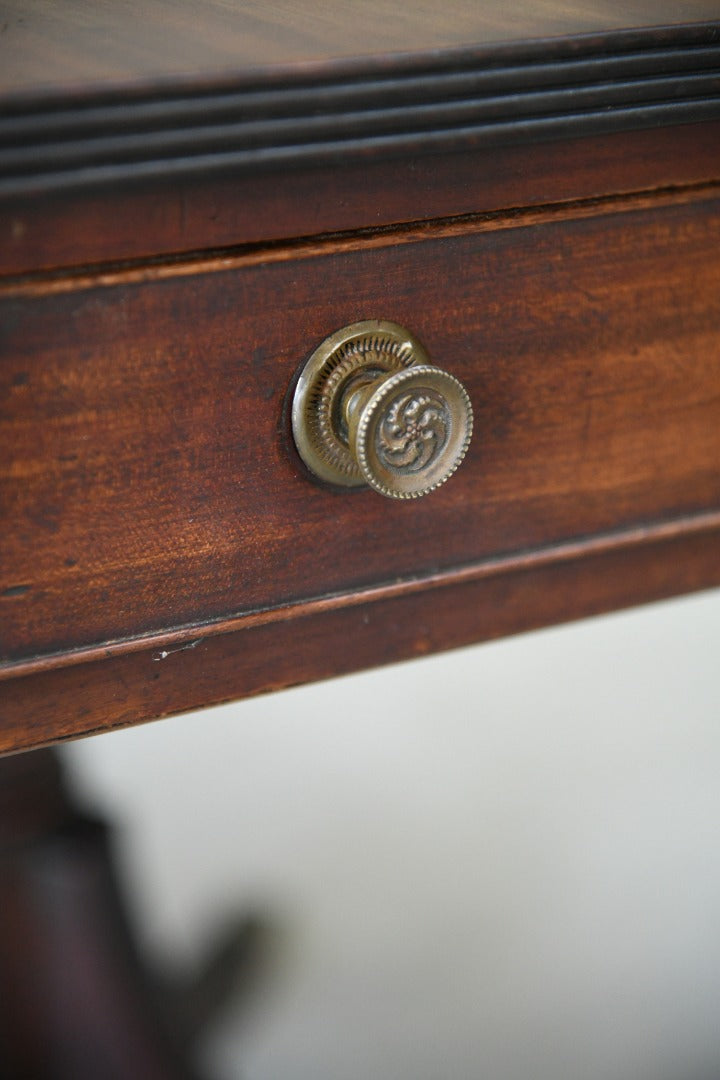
[2,506,720,684]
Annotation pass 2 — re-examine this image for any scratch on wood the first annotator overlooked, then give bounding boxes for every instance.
[152,637,204,661]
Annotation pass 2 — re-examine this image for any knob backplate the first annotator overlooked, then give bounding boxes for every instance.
[292,319,472,498]
[292,320,428,488]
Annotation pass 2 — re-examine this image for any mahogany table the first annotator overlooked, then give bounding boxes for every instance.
[1,2,719,1075]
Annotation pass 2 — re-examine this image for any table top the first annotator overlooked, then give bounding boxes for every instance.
[3,1,720,101]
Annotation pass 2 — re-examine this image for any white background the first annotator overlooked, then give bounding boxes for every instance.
[66,588,720,1080]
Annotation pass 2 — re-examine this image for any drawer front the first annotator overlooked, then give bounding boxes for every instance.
[2,193,720,667]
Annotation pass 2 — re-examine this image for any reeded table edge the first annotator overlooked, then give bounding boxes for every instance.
[1,23,719,197]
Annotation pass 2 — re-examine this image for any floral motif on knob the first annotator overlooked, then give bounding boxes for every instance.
[375,388,450,474]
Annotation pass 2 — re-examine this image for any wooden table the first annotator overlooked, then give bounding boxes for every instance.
[1,2,720,1073]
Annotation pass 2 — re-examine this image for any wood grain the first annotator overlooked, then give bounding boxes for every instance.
[3,5,720,753]
[2,191,719,681]
[3,24,718,201]
[3,1,719,101]
[3,11,719,280]
[2,522,720,754]
[2,121,719,278]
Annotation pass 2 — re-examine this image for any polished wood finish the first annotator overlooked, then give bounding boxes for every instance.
[2,8,719,276]
[1,122,720,277]
[4,1,719,98]
[2,187,720,671]
[1,5,720,753]
[3,11,720,1080]
[4,521,720,753]
[4,24,718,202]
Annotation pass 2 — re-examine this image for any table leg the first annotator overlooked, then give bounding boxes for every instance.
[0,746,258,1079]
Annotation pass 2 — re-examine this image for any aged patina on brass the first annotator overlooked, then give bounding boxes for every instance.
[291,320,473,499]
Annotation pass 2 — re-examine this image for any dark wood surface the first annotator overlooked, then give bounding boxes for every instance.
[3,2,719,275]
[2,187,720,677]
[3,1,719,100]
[4,521,720,754]
[1,5,720,753]
[4,23,719,199]
[2,121,719,278]
[2,8,718,275]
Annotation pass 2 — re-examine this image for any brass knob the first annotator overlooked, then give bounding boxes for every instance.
[292,321,473,499]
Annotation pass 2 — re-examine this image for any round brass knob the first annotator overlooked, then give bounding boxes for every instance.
[291,320,473,499]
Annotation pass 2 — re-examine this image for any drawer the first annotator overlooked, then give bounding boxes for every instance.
[2,190,720,677]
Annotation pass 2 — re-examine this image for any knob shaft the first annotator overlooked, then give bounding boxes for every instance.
[291,320,473,500]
